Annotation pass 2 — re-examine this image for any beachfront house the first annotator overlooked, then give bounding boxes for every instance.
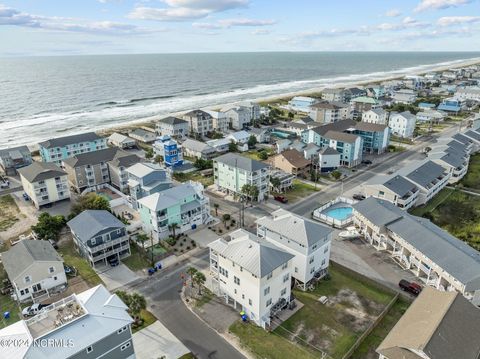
[361,108,389,125]
[108,133,136,149]
[222,105,252,130]
[309,102,350,123]
[156,116,189,139]
[128,128,156,144]
[67,210,131,268]
[1,240,67,303]
[182,110,214,138]
[0,146,32,175]
[38,132,107,165]
[388,111,417,139]
[138,182,210,240]
[288,96,319,112]
[209,229,294,329]
[256,209,333,290]
[213,153,270,201]
[352,197,480,301]
[0,285,135,359]
[18,162,70,209]
[126,162,172,209]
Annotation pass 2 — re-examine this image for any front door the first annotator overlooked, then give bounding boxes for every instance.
[32,283,42,292]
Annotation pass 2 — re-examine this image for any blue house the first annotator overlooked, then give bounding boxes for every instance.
[153,135,183,167]
[438,98,463,113]
[418,102,436,110]
[38,132,107,165]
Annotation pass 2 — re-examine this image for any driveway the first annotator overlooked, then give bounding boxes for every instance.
[188,228,219,248]
[96,263,140,292]
[132,321,190,359]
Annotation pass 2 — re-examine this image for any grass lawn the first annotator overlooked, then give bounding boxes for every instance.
[230,321,318,359]
[194,288,214,308]
[460,153,480,191]
[411,189,480,251]
[174,171,214,187]
[131,309,157,334]
[241,151,263,161]
[0,195,20,232]
[123,244,151,272]
[179,353,196,359]
[0,266,22,329]
[350,298,410,359]
[276,179,319,203]
[58,239,103,287]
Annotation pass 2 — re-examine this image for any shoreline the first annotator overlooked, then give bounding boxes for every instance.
[12,56,480,149]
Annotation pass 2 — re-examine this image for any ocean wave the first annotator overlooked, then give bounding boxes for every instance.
[1,56,479,148]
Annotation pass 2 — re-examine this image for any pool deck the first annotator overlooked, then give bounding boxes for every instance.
[320,201,353,215]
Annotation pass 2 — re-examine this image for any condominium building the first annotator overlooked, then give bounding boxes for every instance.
[352,197,480,301]
[364,175,420,210]
[309,102,350,123]
[213,153,270,201]
[0,285,135,359]
[182,110,214,137]
[18,162,70,209]
[256,209,333,290]
[156,116,189,139]
[38,132,107,165]
[428,151,469,184]
[209,229,294,329]
[138,182,210,240]
[389,111,417,138]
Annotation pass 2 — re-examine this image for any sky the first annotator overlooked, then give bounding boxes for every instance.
[0,0,479,56]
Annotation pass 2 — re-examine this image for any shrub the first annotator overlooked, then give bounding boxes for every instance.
[186,246,190,250]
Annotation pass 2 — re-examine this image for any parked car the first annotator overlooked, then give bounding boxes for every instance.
[353,194,366,201]
[274,195,288,204]
[108,256,120,267]
[22,303,49,317]
[22,193,30,201]
[398,279,422,296]
[64,264,77,277]
[362,160,372,165]
[0,181,9,189]
[48,238,58,249]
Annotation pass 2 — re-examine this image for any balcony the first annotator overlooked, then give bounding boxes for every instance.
[88,236,128,253]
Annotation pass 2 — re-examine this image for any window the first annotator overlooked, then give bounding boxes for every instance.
[283,274,290,283]
[234,289,237,294]
[86,346,93,354]
[294,267,298,273]
[242,294,245,299]
[282,262,288,270]
[120,342,131,351]
[234,276,240,285]
[117,326,127,334]
[266,299,272,307]
[264,286,270,296]
[321,259,326,266]
[20,289,25,295]
[117,229,121,234]
[53,276,57,281]
[248,299,252,306]
[309,257,314,264]
[281,288,287,296]
[324,246,329,253]
[49,267,55,274]
[310,267,315,274]
[312,244,317,250]
[266,272,272,280]
[24,276,31,283]
[91,238,96,245]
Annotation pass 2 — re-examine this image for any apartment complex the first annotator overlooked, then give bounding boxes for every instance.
[213,153,270,201]
[39,132,107,165]
[183,109,214,137]
[308,102,350,123]
[156,116,189,138]
[0,145,32,175]
[209,229,294,329]
[18,162,70,209]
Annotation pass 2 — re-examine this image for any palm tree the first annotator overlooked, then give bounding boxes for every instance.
[168,223,180,239]
[193,272,206,295]
[186,267,198,288]
[129,292,147,320]
[137,233,148,251]
[213,203,219,216]
[270,177,281,193]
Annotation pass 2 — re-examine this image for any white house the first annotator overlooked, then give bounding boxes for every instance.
[1,240,67,303]
[226,130,251,146]
[156,116,189,139]
[388,111,417,138]
[393,89,417,104]
[108,133,136,149]
[416,110,446,123]
[256,209,333,290]
[455,86,480,102]
[318,147,340,172]
[362,109,389,125]
[205,110,229,133]
[222,105,252,130]
[209,229,294,329]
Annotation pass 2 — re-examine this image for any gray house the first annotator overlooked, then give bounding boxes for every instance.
[156,116,189,139]
[67,210,131,268]
[0,146,32,175]
[0,284,134,359]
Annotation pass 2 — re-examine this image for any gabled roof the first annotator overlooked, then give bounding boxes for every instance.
[17,162,66,183]
[464,130,480,142]
[183,109,212,118]
[62,147,121,168]
[129,128,156,138]
[67,210,125,242]
[382,175,418,197]
[137,183,198,211]
[0,145,30,158]
[209,229,293,277]
[324,130,359,144]
[2,240,62,280]
[319,147,340,156]
[39,132,103,149]
[158,116,188,125]
[108,133,135,145]
[391,111,416,120]
[309,119,357,136]
[366,108,387,116]
[275,149,310,168]
[126,162,164,178]
[350,96,378,104]
[377,287,480,359]
[214,153,269,172]
[452,133,473,145]
[182,139,215,153]
[399,160,446,189]
[257,209,332,247]
[108,152,141,169]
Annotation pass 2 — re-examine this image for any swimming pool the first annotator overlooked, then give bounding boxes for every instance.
[271,131,293,139]
[322,206,353,221]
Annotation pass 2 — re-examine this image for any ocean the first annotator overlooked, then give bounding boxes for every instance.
[1,52,479,148]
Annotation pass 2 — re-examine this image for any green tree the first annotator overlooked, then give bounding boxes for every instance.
[247,135,257,149]
[31,212,66,240]
[137,233,148,251]
[168,223,179,239]
[241,184,259,202]
[193,272,206,295]
[270,177,281,192]
[186,267,198,288]
[258,150,268,160]
[70,192,111,217]
[194,158,213,170]
[115,291,146,320]
[331,170,342,181]
[228,140,238,153]
[288,111,295,119]
[145,147,154,159]
[154,155,164,163]
[222,213,231,225]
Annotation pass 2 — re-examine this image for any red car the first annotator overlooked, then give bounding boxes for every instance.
[399,279,422,296]
[274,195,288,204]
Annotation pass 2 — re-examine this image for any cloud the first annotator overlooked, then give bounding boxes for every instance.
[251,29,270,35]
[129,0,249,22]
[401,27,472,39]
[192,17,275,30]
[377,17,429,31]
[385,9,402,17]
[414,0,472,12]
[0,4,155,35]
[437,16,480,26]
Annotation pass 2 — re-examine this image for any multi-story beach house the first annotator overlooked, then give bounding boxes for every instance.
[38,132,107,165]
[182,109,214,137]
[205,110,230,133]
[1,240,67,303]
[392,89,417,104]
[209,229,294,329]
[107,152,142,193]
[67,210,131,268]
[221,105,252,130]
[138,182,210,240]
[213,153,270,201]
[18,162,70,209]
[350,96,381,119]
[361,108,389,125]
[352,197,480,301]
[182,139,216,160]
[256,209,333,290]
[364,175,420,210]
[0,145,32,175]
[0,285,135,359]
[126,162,172,209]
[156,116,189,139]
[153,135,183,167]
[388,111,417,138]
[308,102,350,123]
[318,147,341,172]
[321,88,345,102]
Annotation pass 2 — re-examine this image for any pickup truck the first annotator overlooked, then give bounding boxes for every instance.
[398,279,422,296]
[22,303,50,317]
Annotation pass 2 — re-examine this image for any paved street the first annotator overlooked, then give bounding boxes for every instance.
[124,249,246,359]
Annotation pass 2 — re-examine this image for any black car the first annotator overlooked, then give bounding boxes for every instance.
[353,194,366,201]
[362,160,373,165]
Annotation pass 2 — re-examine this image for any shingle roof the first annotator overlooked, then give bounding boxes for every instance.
[126,162,164,178]
[319,147,340,155]
[108,133,135,145]
[62,147,120,168]
[182,139,214,153]
[1,240,62,280]
[452,133,473,145]
[275,149,310,168]
[157,116,188,125]
[67,210,125,243]
[257,209,332,247]
[324,130,359,143]
[108,152,141,168]
[382,175,418,197]
[377,287,480,359]
[183,109,212,118]
[214,153,269,172]
[310,119,358,136]
[0,145,30,158]
[400,160,446,189]
[39,132,103,149]
[209,229,293,277]
[17,162,66,183]
[464,130,480,142]
[354,121,388,132]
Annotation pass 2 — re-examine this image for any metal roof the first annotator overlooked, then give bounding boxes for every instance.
[214,153,269,172]
[38,132,103,149]
[138,183,198,211]
[209,229,293,278]
[382,175,418,197]
[67,210,125,242]
[17,162,66,183]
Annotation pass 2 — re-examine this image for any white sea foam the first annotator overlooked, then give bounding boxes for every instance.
[1,57,479,148]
